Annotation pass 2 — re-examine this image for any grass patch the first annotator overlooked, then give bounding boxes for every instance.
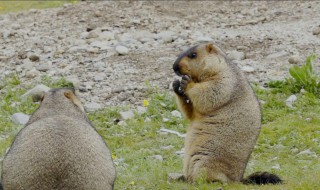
[0,74,319,189]
[0,0,78,15]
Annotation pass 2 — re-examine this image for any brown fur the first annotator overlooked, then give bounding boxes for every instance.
[1,88,116,190]
[172,43,281,184]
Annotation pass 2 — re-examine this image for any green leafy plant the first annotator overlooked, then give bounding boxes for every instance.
[267,55,320,96]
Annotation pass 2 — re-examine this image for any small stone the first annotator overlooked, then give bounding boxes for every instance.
[227,50,245,61]
[136,106,147,115]
[36,63,50,72]
[171,110,182,118]
[21,84,51,102]
[115,45,129,55]
[175,150,184,157]
[241,66,255,73]
[118,120,128,126]
[266,51,288,59]
[163,118,170,122]
[86,29,101,39]
[94,73,107,82]
[84,102,102,112]
[285,95,297,108]
[120,110,135,120]
[305,118,312,122]
[11,23,21,30]
[156,31,176,43]
[168,173,185,181]
[271,164,281,170]
[196,36,213,42]
[160,145,174,150]
[12,113,30,125]
[151,155,163,161]
[94,11,102,17]
[144,117,151,122]
[29,54,40,62]
[288,55,301,64]
[297,149,317,157]
[0,56,9,61]
[312,27,320,35]
[86,47,99,53]
[99,31,115,41]
[25,69,40,78]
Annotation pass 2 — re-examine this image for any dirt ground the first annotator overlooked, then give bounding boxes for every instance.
[1,1,320,108]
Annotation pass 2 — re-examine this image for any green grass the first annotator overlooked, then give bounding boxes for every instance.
[1,74,319,189]
[0,0,78,15]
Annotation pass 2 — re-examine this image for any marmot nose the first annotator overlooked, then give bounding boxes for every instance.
[173,60,182,76]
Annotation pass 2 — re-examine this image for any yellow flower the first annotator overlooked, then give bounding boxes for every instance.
[111,153,117,160]
[143,99,149,107]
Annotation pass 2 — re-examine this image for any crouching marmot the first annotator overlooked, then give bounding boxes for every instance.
[1,88,116,190]
[172,43,282,185]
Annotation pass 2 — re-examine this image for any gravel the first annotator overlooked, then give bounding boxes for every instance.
[1,1,320,109]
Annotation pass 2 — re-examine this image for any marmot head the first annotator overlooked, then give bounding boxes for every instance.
[173,43,228,82]
[27,88,85,125]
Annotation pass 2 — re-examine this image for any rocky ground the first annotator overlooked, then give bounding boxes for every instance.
[1,1,320,110]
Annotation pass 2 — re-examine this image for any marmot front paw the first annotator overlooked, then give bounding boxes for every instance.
[173,75,191,102]
[173,80,184,97]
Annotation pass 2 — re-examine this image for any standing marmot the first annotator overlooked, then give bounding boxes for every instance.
[172,43,281,184]
[1,88,116,190]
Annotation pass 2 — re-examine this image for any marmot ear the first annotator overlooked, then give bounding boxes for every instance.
[205,43,217,54]
[64,91,85,112]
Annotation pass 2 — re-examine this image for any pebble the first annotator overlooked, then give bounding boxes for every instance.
[312,26,320,35]
[136,106,147,115]
[12,113,30,125]
[266,51,288,59]
[84,102,102,112]
[86,47,99,53]
[119,110,135,120]
[285,95,297,108]
[86,29,101,39]
[29,54,40,62]
[167,173,185,181]
[11,23,21,30]
[171,110,182,118]
[25,69,40,78]
[296,149,317,157]
[288,55,301,64]
[160,145,174,150]
[21,84,51,102]
[151,155,163,161]
[115,45,129,55]
[118,120,128,126]
[241,66,255,73]
[99,31,115,41]
[271,164,281,170]
[36,63,50,72]
[94,73,107,82]
[196,36,213,42]
[227,50,245,61]
[156,31,176,43]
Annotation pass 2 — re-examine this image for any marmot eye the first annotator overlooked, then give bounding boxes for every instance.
[188,52,197,59]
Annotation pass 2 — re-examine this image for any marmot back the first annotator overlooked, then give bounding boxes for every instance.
[1,88,116,190]
[172,43,282,184]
